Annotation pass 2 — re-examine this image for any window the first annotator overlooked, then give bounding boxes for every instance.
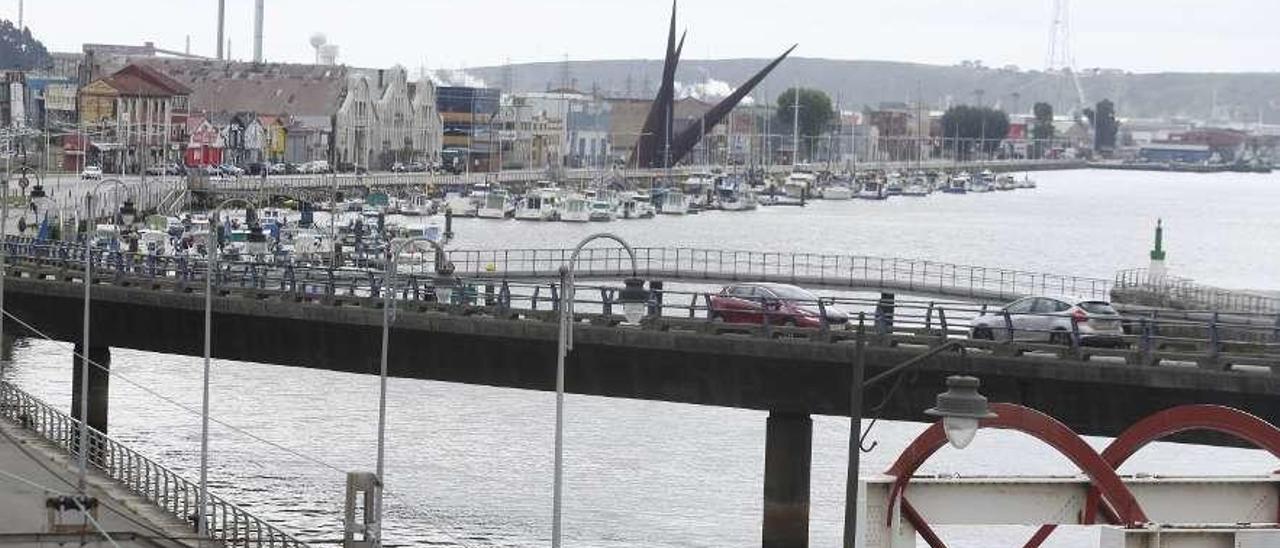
[1004,298,1035,314]
[1079,302,1117,315]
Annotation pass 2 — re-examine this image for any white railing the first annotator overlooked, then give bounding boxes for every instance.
[0,380,309,548]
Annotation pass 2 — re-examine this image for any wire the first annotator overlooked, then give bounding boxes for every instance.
[0,466,122,548]
[3,308,507,547]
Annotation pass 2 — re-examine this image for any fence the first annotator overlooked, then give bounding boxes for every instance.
[1114,268,1280,314]
[0,380,309,548]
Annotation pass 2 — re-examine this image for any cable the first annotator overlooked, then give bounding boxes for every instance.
[0,466,122,548]
[0,420,194,545]
[3,308,506,547]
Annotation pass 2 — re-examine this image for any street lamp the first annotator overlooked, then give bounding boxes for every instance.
[552,233,649,548]
[78,178,135,494]
[843,337,995,548]
[925,375,996,449]
[374,236,455,546]
[196,197,257,538]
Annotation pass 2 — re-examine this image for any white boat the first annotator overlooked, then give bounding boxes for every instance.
[857,179,887,200]
[969,169,995,193]
[478,189,515,219]
[443,192,478,216]
[822,184,854,200]
[515,186,561,221]
[1016,174,1037,189]
[902,174,930,197]
[400,194,432,216]
[943,173,970,194]
[995,175,1017,191]
[560,195,591,222]
[588,199,615,222]
[620,192,656,219]
[783,170,816,199]
[659,190,688,215]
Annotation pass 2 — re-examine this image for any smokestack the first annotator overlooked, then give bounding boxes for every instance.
[253,0,264,63]
[216,0,225,59]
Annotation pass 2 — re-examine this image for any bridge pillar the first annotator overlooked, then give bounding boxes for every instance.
[71,344,110,434]
[762,411,812,548]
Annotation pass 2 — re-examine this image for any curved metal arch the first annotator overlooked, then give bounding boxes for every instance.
[884,402,1149,532]
[565,232,640,277]
[1079,404,1280,524]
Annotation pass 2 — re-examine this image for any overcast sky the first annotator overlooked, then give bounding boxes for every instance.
[8,0,1278,73]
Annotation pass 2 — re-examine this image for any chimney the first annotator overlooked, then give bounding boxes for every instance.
[253,0,264,62]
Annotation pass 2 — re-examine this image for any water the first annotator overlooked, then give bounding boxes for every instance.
[5,169,1279,547]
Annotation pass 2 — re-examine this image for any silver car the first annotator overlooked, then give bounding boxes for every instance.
[970,296,1125,347]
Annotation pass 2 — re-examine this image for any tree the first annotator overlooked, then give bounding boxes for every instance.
[0,20,52,71]
[1093,99,1119,151]
[1031,102,1055,159]
[776,88,834,161]
[940,105,1010,160]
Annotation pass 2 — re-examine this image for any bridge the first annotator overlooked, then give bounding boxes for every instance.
[1,239,1277,547]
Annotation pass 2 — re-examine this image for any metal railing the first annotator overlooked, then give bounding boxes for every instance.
[0,380,309,548]
[1114,268,1280,314]
[441,246,1115,301]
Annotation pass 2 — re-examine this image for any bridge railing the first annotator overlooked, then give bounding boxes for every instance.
[441,246,1115,301]
[0,380,309,548]
[1114,268,1280,315]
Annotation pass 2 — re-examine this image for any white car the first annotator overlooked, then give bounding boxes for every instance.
[81,165,103,180]
[970,296,1125,347]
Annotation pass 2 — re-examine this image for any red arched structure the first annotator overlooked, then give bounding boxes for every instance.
[1080,404,1280,524]
[884,402,1149,545]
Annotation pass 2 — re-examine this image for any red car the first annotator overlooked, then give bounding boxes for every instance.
[709,283,849,328]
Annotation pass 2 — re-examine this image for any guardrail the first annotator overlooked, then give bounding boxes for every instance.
[4,238,1278,372]
[0,380,309,548]
[1114,268,1280,314]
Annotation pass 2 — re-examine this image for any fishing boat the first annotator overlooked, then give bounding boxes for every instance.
[683,172,717,211]
[515,185,561,221]
[560,194,591,222]
[478,189,516,219]
[659,189,688,215]
[716,175,758,211]
[443,191,477,216]
[995,175,1017,191]
[400,194,432,216]
[969,169,995,193]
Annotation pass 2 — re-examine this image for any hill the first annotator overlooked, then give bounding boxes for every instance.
[466,58,1280,123]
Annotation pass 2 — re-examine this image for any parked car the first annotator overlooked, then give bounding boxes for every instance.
[269,163,288,174]
[219,163,245,176]
[81,165,103,180]
[391,162,406,172]
[969,296,1125,347]
[406,161,427,172]
[301,160,331,174]
[708,282,848,328]
[165,163,186,175]
[145,164,167,176]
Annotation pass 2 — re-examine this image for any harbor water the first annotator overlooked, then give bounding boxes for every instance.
[4,169,1279,547]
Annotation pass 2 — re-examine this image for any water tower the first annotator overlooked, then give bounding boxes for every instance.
[319,44,340,66]
[309,33,327,64]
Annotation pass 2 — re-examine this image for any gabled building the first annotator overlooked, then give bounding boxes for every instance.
[77,63,191,172]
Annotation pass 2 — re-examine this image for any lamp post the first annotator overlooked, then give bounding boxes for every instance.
[371,236,456,545]
[842,338,994,548]
[79,178,135,493]
[552,233,648,548]
[198,198,258,537]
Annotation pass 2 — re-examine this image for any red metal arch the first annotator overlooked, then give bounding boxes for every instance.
[884,402,1149,536]
[1081,404,1280,524]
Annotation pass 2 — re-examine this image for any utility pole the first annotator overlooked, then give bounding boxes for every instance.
[216,0,226,60]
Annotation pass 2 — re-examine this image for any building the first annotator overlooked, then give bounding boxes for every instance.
[1138,143,1214,164]
[77,63,191,172]
[130,59,442,169]
[437,86,500,172]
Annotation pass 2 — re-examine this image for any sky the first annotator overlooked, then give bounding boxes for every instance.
[6,0,1279,73]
